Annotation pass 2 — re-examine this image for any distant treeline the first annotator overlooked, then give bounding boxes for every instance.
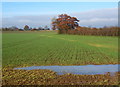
[2,25,50,31]
[58,26,119,36]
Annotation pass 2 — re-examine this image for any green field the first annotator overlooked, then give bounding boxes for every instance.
[2,31,118,68]
[2,31,119,85]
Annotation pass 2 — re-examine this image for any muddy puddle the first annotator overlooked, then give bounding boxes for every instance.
[14,64,120,75]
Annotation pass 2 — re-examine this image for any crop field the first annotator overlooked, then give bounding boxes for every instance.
[2,31,119,85]
[3,31,118,68]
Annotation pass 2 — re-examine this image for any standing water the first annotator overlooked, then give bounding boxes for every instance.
[14,64,120,75]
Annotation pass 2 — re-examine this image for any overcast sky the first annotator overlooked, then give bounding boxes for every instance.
[2,2,118,29]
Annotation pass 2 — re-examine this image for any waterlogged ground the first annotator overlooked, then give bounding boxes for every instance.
[2,68,119,85]
[14,64,120,75]
[2,31,119,85]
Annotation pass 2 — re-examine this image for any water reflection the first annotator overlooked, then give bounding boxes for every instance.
[14,64,120,75]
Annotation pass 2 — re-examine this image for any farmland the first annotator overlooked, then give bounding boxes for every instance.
[3,31,118,68]
[2,31,119,85]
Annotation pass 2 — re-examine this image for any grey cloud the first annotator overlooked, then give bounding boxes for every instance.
[2,8,118,28]
[80,18,117,27]
[70,8,118,27]
[2,14,56,28]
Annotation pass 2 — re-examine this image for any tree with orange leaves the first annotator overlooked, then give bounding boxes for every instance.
[52,14,79,33]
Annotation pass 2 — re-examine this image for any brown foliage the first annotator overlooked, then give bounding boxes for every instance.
[61,26,119,36]
[52,14,118,36]
[52,14,79,32]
